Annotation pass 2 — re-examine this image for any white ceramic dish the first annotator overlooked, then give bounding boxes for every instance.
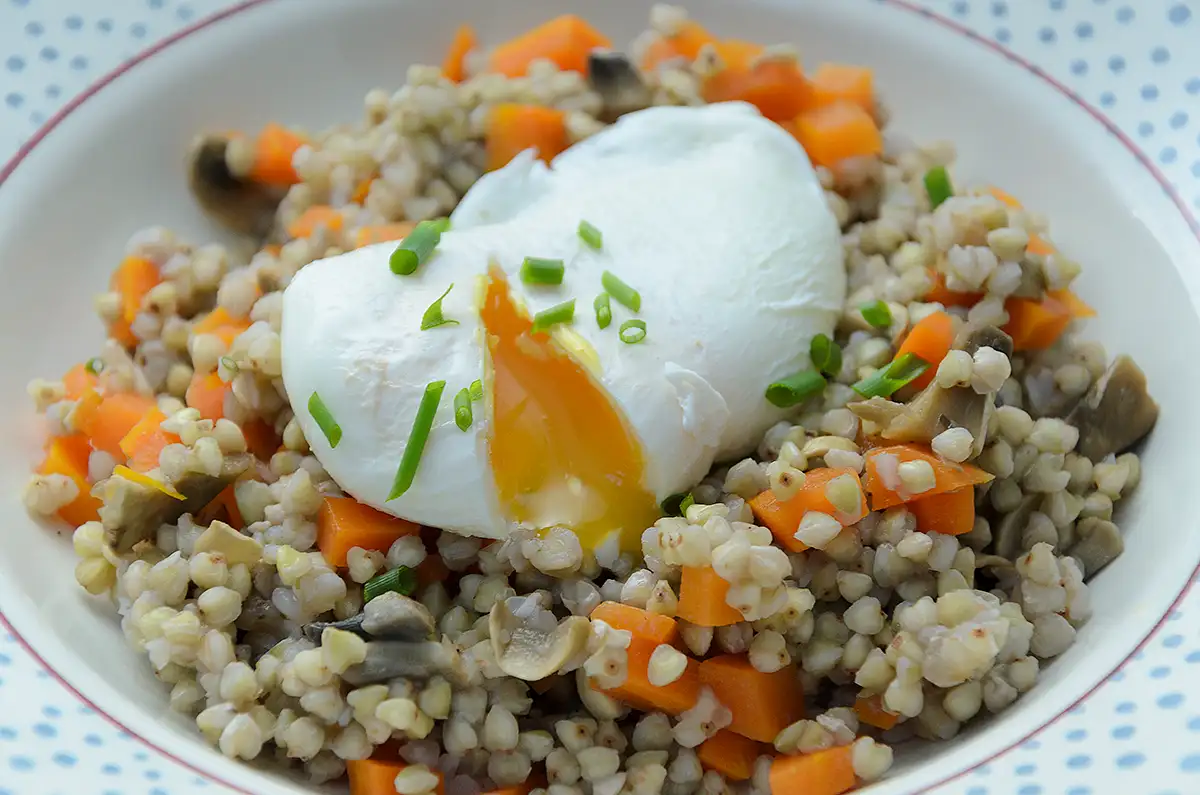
[1,1,1198,794]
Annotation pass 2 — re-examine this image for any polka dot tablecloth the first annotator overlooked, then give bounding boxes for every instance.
[1,1,1199,794]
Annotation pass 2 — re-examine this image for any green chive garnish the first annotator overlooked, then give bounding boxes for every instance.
[387,380,446,500]
[852,353,930,399]
[578,219,603,250]
[520,257,565,285]
[601,271,641,312]
[860,300,892,329]
[924,165,954,210]
[420,284,459,330]
[594,293,612,329]
[810,333,843,378]
[765,370,827,408]
[454,387,473,431]
[363,566,417,602]
[308,392,342,448]
[390,219,448,275]
[532,300,576,333]
[84,357,104,375]
[618,319,647,344]
[661,492,695,517]
[219,355,239,376]
[469,379,483,401]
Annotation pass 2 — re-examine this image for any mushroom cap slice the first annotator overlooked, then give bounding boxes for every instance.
[361,591,437,639]
[1067,355,1159,461]
[955,324,1014,359]
[341,638,463,687]
[587,51,651,121]
[849,382,994,458]
[188,134,281,237]
[1067,517,1124,579]
[992,493,1038,561]
[489,596,590,682]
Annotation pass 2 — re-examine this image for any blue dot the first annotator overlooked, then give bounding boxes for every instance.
[24,21,41,35]
[1039,27,1057,43]
[84,733,102,746]
[98,18,113,32]
[64,15,82,29]
[1170,610,1183,621]
[1187,716,1200,731]
[1099,91,1116,107]
[0,727,16,740]
[1116,5,1135,22]
[1141,84,1160,100]
[69,56,87,70]
[1160,146,1178,162]
[1067,789,1092,795]
[1112,724,1136,739]
[52,752,76,767]
[1188,650,1200,663]
[1183,754,1200,772]
[1019,786,1041,795]
[992,1,1008,17]
[967,788,989,795]
[148,0,164,7]
[1067,754,1092,768]
[9,756,34,771]
[1022,739,1042,751]
[31,723,56,738]
[996,27,1012,43]
[1159,692,1184,709]
[1109,55,1126,73]
[1169,4,1192,25]
[1151,47,1171,64]
[101,764,120,775]
[152,789,170,795]
[76,706,93,716]
[1117,752,1146,769]
[134,751,149,762]
[1071,59,1088,75]
[131,23,147,37]
[1186,78,1200,95]
[1116,701,1136,714]
[41,706,61,719]
[5,93,23,108]
[1049,0,1065,9]
[1138,121,1155,137]
[2,54,23,71]
[1066,728,1089,741]
[34,669,47,680]
[146,769,162,781]
[1165,634,1184,648]
[177,4,194,20]
[1193,162,1200,178]
[39,46,57,61]
[1075,21,1094,38]
[1111,670,1127,682]
[0,653,8,666]
[1151,665,1172,678]
[1015,764,1036,776]
[1169,111,1189,128]
[46,84,60,98]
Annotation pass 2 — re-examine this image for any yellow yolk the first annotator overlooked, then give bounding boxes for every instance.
[481,269,661,551]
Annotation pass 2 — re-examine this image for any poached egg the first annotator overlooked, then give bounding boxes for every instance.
[281,102,844,549]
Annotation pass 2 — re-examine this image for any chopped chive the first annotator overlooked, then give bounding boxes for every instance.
[420,284,459,330]
[520,257,565,286]
[661,492,694,517]
[387,380,446,500]
[594,292,612,329]
[363,566,417,602]
[219,355,239,376]
[84,357,104,375]
[390,219,447,275]
[852,353,930,398]
[578,219,603,250]
[765,370,827,408]
[810,333,843,378]
[469,379,483,401]
[454,387,473,431]
[308,392,342,448]
[601,270,641,312]
[532,299,576,332]
[860,300,892,329]
[618,319,647,344]
[924,165,954,210]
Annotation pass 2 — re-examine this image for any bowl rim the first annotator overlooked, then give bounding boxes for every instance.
[0,1,1197,793]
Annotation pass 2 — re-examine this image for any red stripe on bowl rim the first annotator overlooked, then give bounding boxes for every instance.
[0,1,1197,793]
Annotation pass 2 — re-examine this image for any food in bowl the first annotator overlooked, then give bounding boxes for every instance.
[20,6,1159,795]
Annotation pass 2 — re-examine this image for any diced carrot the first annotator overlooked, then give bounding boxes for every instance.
[677,566,743,627]
[443,24,478,82]
[698,655,805,743]
[118,407,181,472]
[197,484,244,530]
[486,104,568,171]
[791,101,882,169]
[1002,293,1076,351]
[62,363,99,400]
[698,730,769,782]
[908,487,976,536]
[855,694,900,730]
[1027,234,1056,256]
[77,392,157,459]
[191,306,253,347]
[108,316,138,348]
[38,434,102,527]
[482,772,547,795]
[924,269,982,309]
[416,554,450,588]
[590,601,679,646]
[863,443,993,510]
[185,372,230,422]
[489,15,612,77]
[288,205,345,240]
[986,186,1023,209]
[111,255,162,325]
[261,243,283,258]
[600,635,701,715]
[749,467,867,553]
[318,496,421,568]
[1047,288,1096,318]
[348,759,445,795]
[768,746,857,795]
[241,418,280,462]
[640,20,716,71]
[809,62,875,113]
[701,43,812,122]
[895,309,955,391]
[72,388,104,437]
[350,177,375,205]
[353,222,416,249]
[248,123,305,186]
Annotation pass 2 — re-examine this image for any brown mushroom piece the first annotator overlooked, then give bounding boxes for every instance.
[303,591,436,643]
[850,384,994,458]
[1066,355,1159,461]
[341,638,464,687]
[955,323,1014,359]
[992,493,1039,561]
[489,596,590,682]
[188,134,281,238]
[98,453,253,554]
[1067,517,1124,578]
[587,51,651,122]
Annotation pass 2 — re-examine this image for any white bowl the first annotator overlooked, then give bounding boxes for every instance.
[1,1,1198,793]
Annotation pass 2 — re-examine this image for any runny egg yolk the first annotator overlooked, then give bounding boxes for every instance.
[480,268,661,551]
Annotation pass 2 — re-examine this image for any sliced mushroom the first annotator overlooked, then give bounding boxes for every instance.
[992,493,1038,561]
[801,435,860,460]
[1067,355,1159,462]
[193,519,264,565]
[587,52,651,122]
[188,134,281,237]
[302,614,365,643]
[849,382,994,458]
[576,667,630,720]
[955,324,1014,359]
[973,554,1015,572]
[303,592,436,643]
[100,453,252,554]
[1066,517,1124,579]
[488,596,590,682]
[341,638,463,687]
